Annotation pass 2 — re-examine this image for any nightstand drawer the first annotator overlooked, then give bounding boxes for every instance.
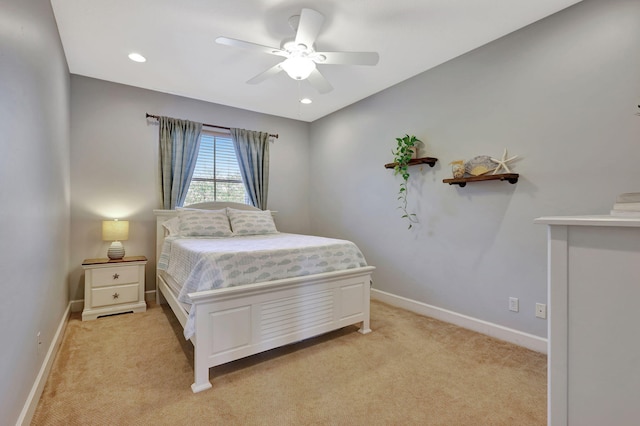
[91,265,139,287]
[91,284,139,307]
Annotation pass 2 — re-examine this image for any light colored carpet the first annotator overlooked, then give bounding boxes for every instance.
[32,300,546,425]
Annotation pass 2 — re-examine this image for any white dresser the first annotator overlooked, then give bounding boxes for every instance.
[535,215,640,426]
[82,256,147,321]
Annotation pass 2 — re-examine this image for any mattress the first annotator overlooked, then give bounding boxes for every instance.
[158,233,368,338]
[158,270,192,314]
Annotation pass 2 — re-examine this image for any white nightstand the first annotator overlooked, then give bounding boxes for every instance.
[82,256,147,321]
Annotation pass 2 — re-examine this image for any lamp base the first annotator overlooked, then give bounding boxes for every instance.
[107,241,125,260]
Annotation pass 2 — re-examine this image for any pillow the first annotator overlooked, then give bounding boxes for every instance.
[227,208,278,236]
[177,209,233,237]
[162,216,181,236]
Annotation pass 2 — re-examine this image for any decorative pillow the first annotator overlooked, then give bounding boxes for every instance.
[162,216,181,236]
[227,208,278,235]
[177,209,233,237]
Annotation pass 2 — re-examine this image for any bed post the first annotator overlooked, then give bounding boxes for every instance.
[153,209,176,305]
[192,352,213,392]
[191,308,213,393]
[358,278,372,335]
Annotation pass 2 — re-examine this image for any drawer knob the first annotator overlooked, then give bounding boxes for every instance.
[112,292,120,300]
[112,273,120,280]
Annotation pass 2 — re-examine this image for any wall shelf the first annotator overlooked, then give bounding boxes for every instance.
[443,173,519,187]
[384,157,438,169]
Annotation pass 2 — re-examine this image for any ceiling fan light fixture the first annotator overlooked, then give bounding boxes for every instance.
[280,57,315,80]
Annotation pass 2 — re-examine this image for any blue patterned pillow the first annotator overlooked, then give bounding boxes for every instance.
[177,209,233,237]
[227,208,278,235]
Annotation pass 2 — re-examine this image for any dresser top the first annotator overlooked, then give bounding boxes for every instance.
[535,215,640,227]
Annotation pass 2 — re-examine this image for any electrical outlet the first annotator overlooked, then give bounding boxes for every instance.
[37,331,42,355]
[535,303,547,319]
[509,297,519,312]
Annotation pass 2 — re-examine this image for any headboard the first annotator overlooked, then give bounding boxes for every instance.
[153,202,261,271]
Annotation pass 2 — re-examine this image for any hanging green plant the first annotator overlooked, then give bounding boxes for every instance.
[392,134,421,229]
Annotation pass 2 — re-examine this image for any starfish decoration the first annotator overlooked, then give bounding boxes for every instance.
[490,148,519,174]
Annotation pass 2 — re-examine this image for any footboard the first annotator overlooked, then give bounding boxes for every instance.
[189,266,374,393]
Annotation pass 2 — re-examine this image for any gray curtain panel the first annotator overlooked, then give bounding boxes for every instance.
[158,116,203,209]
[230,128,270,210]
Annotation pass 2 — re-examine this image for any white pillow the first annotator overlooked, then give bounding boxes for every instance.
[177,209,233,237]
[227,208,278,235]
[162,216,181,236]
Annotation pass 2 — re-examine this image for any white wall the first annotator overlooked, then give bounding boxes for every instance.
[0,1,70,423]
[69,76,311,300]
[309,0,640,338]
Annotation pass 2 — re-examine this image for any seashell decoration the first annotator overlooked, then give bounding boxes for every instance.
[464,155,496,176]
[450,160,465,178]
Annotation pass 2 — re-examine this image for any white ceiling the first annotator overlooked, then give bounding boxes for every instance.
[51,0,583,122]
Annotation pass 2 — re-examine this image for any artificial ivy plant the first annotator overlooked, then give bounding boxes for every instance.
[392,134,421,229]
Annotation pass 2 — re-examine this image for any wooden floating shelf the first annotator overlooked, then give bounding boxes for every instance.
[443,173,519,187]
[384,157,438,169]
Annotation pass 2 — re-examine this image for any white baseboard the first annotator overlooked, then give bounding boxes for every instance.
[17,303,71,426]
[70,299,83,313]
[371,289,547,354]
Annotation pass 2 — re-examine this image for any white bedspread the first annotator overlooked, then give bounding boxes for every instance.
[158,233,368,338]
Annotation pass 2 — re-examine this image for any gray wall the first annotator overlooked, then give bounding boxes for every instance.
[69,76,311,300]
[4,3,637,421]
[309,0,640,338]
[0,1,70,423]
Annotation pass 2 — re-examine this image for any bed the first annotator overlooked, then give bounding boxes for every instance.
[154,202,375,392]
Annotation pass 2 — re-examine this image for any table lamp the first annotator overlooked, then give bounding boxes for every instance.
[102,219,129,260]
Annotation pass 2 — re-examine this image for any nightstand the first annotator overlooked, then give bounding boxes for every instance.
[82,256,147,321]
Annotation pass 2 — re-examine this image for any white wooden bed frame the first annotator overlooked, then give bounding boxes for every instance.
[154,202,374,393]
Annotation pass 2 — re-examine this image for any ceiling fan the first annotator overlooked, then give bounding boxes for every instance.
[215,8,379,94]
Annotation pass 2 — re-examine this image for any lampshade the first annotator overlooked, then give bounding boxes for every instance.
[280,57,316,80]
[102,220,129,260]
[102,220,129,241]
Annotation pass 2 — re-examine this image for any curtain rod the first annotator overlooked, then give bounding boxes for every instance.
[145,113,278,139]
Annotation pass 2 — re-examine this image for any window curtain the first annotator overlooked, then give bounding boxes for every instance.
[230,128,270,210]
[158,116,203,209]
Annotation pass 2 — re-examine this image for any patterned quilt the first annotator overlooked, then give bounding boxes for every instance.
[158,233,368,338]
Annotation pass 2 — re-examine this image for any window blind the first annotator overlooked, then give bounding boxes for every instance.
[184,132,247,205]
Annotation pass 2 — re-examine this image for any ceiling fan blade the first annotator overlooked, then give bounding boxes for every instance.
[306,69,333,94]
[246,63,283,84]
[216,37,288,57]
[314,51,379,66]
[294,8,324,49]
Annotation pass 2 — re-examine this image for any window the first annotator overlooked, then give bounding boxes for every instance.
[183,131,247,205]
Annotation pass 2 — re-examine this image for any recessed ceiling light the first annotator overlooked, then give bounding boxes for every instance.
[300,98,312,104]
[128,53,146,63]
